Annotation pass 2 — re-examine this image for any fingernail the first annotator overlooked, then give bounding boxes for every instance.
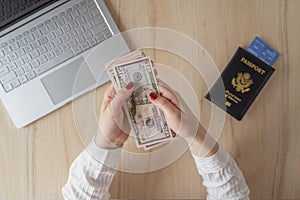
[149,92,157,100]
[125,82,134,90]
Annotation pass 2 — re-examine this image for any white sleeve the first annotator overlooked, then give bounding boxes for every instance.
[192,146,250,200]
[62,139,121,200]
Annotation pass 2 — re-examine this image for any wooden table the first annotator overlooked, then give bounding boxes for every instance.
[1,0,299,199]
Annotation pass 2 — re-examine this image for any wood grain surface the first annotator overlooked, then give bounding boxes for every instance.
[0,0,299,199]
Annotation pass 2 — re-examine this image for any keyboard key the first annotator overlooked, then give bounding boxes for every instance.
[69,39,78,47]
[40,25,50,34]
[53,38,62,46]
[46,32,56,41]
[19,38,28,47]
[31,40,41,48]
[61,43,70,52]
[26,71,36,80]
[94,33,106,43]
[51,15,58,22]
[0,71,17,83]
[19,75,28,84]
[61,33,70,42]
[38,46,48,55]
[76,25,85,34]
[23,31,30,36]
[70,10,80,19]
[61,24,71,33]
[8,52,18,61]
[32,30,42,39]
[16,35,22,40]
[39,36,49,45]
[38,55,48,64]
[23,63,32,72]
[49,22,58,30]
[91,16,104,26]
[76,35,85,43]
[72,45,82,55]
[44,19,51,25]
[91,24,107,36]
[90,8,100,17]
[16,48,25,57]
[64,14,73,22]
[15,58,25,67]
[57,18,65,26]
[11,79,21,88]
[30,50,40,58]
[69,30,78,38]
[79,6,88,14]
[10,42,20,51]
[3,82,13,92]
[24,44,33,53]
[69,20,79,29]
[84,31,93,39]
[46,42,55,50]
[1,57,11,65]
[35,50,74,75]
[54,28,63,37]
[15,67,25,76]
[77,16,86,24]
[22,54,32,63]
[3,46,12,54]
[80,41,90,51]
[7,63,17,70]
[25,34,35,43]
[84,12,93,21]
[8,38,15,44]
[82,22,92,31]
[53,47,63,56]
[30,60,40,68]
[45,51,55,60]
[0,42,8,48]
[0,66,9,77]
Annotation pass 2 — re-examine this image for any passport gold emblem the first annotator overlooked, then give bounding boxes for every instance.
[232,72,254,93]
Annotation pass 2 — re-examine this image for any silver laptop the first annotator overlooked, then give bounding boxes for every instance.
[0,0,130,128]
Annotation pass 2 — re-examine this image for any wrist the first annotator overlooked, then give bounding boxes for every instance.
[95,133,124,150]
[188,124,219,157]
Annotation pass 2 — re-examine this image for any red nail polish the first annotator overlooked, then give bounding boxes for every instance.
[125,82,134,90]
[149,92,157,100]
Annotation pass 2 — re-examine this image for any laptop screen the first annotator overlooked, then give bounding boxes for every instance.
[0,0,58,31]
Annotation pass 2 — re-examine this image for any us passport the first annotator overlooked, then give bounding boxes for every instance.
[205,47,276,120]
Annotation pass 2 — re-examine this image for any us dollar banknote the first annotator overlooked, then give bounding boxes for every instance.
[112,56,172,147]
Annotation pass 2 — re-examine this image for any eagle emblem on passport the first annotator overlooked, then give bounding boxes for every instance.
[231,72,254,93]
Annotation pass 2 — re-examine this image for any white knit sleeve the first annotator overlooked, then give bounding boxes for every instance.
[62,139,121,200]
[192,146,250,200]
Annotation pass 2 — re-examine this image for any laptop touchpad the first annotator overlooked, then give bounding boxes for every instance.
[41,57,96,105]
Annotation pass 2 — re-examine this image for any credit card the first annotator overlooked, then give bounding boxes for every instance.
[247,36,279,66]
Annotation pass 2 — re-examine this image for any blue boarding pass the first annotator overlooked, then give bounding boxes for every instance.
[247,36,279,66]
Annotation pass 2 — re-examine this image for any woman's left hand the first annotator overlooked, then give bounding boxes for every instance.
[95,82,134,149]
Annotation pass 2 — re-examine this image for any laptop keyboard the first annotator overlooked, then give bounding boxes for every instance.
[0,0,43,22]
[0,0,112,93]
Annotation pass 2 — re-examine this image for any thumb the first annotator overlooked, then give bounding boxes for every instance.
[149,92,177,114]
[111,82,134,115]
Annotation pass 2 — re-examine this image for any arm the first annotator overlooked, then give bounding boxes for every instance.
[62,139,121,200]
[62,83,134,200]
[192,146,250,200]
[150,83,250,200]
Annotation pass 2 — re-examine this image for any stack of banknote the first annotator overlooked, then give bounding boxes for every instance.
[105,50,175,150]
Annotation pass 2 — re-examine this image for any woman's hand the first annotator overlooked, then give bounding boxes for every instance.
[149,82,218,157]
[95,82,134,149]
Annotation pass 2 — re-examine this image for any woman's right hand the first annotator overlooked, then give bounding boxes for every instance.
[149,82,218,157]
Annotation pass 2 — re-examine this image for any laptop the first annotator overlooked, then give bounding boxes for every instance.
[0,0,130,128]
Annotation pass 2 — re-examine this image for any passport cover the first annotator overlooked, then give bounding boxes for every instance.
[205,47,275,120]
